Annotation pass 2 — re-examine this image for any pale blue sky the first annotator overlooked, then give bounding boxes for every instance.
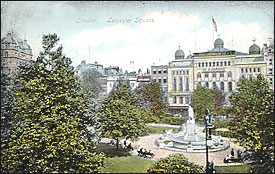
[1,1,274,72]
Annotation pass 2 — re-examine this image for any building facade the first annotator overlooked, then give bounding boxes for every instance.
[262,39,274,90]
[166,37,267,114]
[1,32,33,75]
[167,46,194,115]
[151,65,168,104]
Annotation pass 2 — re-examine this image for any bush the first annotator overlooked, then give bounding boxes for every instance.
[160,116,187,125]
[213,119,232,128]
[147,154,204,173]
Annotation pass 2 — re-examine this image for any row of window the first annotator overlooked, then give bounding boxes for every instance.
[241,67,261,73]
[172,70,189,75]
[197,71,232,79]
[152,78,167,83]
[198,61,231,67]
[152,69,168,74]
[173,96,190,104]
[197,81,233,92]
[173,77,189,91]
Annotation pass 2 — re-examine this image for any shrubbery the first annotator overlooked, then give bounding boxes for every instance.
[213,119,232,128]
[160,116,187,125]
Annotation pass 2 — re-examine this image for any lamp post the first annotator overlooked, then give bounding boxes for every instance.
[204,109,214,174]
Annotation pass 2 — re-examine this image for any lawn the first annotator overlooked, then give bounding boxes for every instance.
[145,126,179,134]
[215,165,252,173]
[101,156,155,173]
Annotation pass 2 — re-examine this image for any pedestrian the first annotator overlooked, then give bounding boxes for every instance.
[231,148,234,158]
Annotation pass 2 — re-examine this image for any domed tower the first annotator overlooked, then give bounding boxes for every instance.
[249,38,260,54]
[175,44,185,59]
[214,37,224,49]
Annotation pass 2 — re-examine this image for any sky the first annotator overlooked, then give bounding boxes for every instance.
[1,1,274,73]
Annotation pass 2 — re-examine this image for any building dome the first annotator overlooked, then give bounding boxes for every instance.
[249,43,260,54]
[214,38,224,48]
[175,45,185,59]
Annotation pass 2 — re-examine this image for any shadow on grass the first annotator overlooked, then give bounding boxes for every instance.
[96,143,131,157]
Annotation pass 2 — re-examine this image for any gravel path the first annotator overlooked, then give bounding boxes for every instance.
[130,134,245,167]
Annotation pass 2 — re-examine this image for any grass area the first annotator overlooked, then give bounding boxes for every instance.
[215,165,252,173]
[101,156,155,173]
[145,126,179,134]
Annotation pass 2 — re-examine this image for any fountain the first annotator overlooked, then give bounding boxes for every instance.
[156,105,229,153]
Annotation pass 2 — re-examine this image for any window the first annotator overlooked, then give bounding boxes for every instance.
[209,62,212,67]
[131,83,135,87]
[158,79,162,83]
[176,71,179,75]
[254,68,256,72]
[185,77,189,91]
[163,70,167,73]
[173,96,177,104]
[180,71,182,75]
[205,73,209,78]
[197,72,201,78]
[269,59,273,65]
[220,61,223,66]
[217,62,219,66]
[270,78,273,85]
[224,61,227,66]
[5,52,8,57]
[212,73,216,78]
[213,62,215,66]
[206,62,208,67]
[198,62,201,67]
[220,72,224,78]
[213,82,217,89]
[245,68,248,73]
[179,78,183,91]
[228,82,232,92]
[186,97,190,104]
[153,71,156,74]
[241,68,244,73]
[163,79,167,83]
[172,71,175,75]
[269,69,273,74]
[249,68,252,73]
[186,70,189,75]
[153,79,157,82]
[197,82,202,86]
[202,62,204,67]
[158,70,162,74]
[228,71,232,77]
[173,78,177,90]
[179,97,183,104]
[241,75,245,79]
[228,61,231,66]
[258,68,260,72]
[205,82,209,88]
[221,82,224,91]
[249,75,253,80]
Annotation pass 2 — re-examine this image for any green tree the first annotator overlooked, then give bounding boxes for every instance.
[99,80,147,150]
[147,154,203,173]
[1,61,14,145]
[1,34,105,173]
[135,82,167,123]
[191,86,215,122]
[230,75,274,173]
[80,69,102,99]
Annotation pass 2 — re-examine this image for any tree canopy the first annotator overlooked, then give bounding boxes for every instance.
[191,86,215,122]
[135,82,167,123]
[147,154,204,173]
[1,34,105,173]
[230,75,274,173]
[99,80,147,149]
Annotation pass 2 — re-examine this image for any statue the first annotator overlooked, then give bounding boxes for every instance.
[187,105,195,124]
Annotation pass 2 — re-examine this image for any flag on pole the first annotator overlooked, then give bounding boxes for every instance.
[212,17,217,32]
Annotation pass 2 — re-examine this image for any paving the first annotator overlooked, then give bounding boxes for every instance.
[129,134,245,167]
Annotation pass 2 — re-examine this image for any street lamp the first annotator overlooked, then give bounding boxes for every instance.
[204,109,214,174]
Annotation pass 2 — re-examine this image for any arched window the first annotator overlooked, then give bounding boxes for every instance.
[228,82,232,91]
[198,62,201,67]
[221,82,224,91]
[205,82,209,88]
[202,62,204,67]
[173,96,177,104]
[5,52,8,57]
